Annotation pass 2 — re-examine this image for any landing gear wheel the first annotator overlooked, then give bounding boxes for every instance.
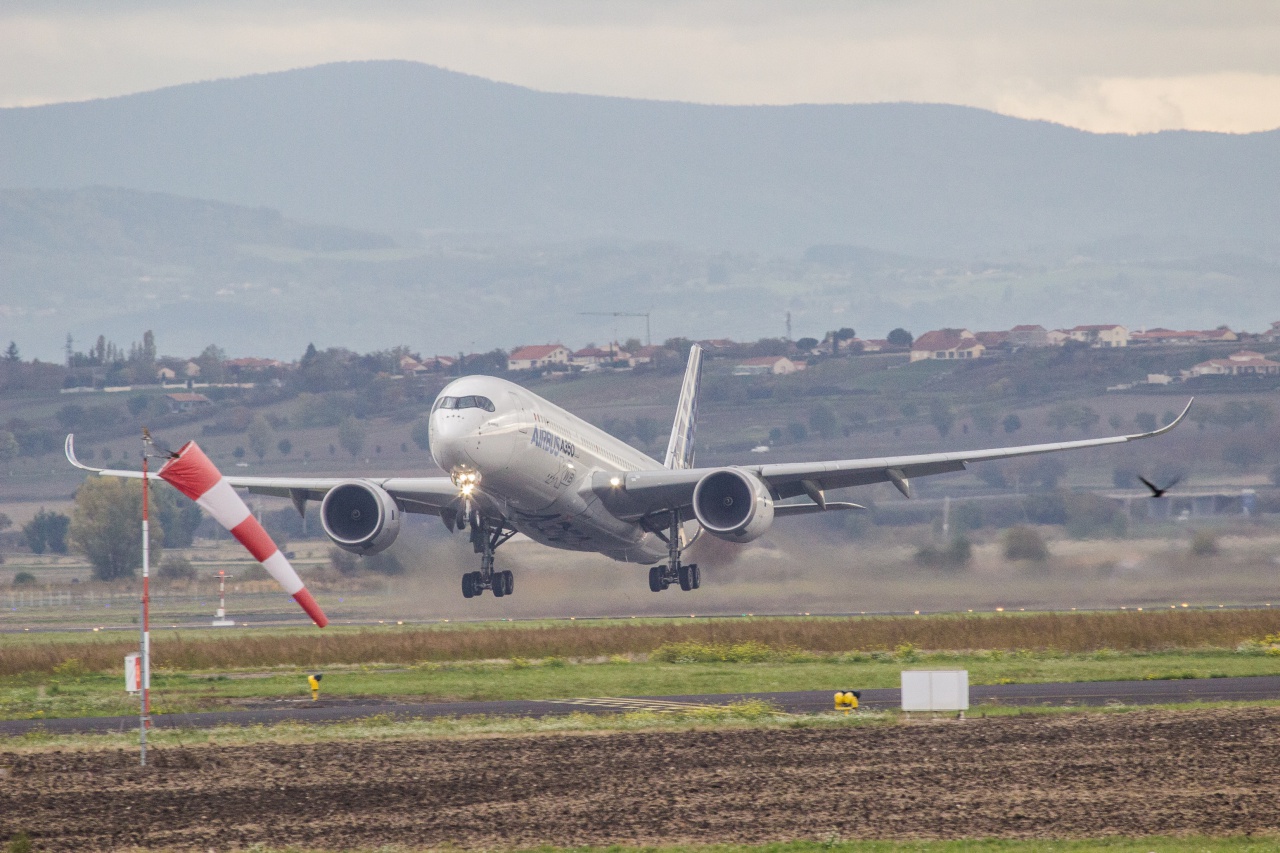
[689,564,701,589]
[492,573,505,597]
[462,572,476,599]
[678,565,692,591]
[502,570,514,596]
[649,566,664,592]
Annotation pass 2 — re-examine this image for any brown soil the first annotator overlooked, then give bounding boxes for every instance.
[3,707,1279,851]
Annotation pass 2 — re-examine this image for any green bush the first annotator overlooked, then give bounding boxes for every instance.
[1063,492,1127,538]
[914,536,972,569]
[11,571,36,586]
[1003,525,1049,561]
[1190,530,1219,556]
[651,641,778,663]
[157,554,197,581]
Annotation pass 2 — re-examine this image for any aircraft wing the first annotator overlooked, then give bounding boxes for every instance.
[65,435,458,515]
[593,399,1193,521]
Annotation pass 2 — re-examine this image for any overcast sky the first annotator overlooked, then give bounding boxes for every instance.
[3,1,1279,134]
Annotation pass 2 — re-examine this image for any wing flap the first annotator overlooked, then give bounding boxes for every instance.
[593,399,1192,521]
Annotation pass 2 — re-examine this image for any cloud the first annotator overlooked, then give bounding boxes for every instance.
[1,2,1279,133]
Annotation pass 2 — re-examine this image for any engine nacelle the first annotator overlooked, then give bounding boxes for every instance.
[320,481,402,555]
[691,468,775,543]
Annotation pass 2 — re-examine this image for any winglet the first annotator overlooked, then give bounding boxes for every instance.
[663,344,703,469]
[65,434,101,472]
[1130,398,1194,440]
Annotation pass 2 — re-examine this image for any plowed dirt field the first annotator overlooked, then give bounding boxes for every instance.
[3,707,1279,851]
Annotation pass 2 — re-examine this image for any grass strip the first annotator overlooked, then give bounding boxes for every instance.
[5,698,1280,754]
[3,648,1278,721]
[6,609,1280,676]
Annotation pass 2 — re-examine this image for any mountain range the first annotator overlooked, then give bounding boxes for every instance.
[1,61,1278,360]
[2,60,1277,258]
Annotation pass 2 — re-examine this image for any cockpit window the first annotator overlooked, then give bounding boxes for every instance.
[431,395,495,412]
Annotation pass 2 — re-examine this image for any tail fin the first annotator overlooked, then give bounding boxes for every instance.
[663,344,703,469]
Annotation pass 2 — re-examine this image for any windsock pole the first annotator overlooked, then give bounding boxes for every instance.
[139,430,151,766]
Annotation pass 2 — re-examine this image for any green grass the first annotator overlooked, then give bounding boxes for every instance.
[3,648,1278,721]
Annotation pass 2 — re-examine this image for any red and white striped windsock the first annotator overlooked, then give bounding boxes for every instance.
[157,440,328,628]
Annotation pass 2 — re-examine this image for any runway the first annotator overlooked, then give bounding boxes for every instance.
[3,674,1278,737]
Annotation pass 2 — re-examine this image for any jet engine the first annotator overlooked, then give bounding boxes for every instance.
[691,468,775,543]
[320,481,401,555]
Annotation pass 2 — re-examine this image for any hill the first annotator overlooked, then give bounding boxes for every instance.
[1,60,1277,258]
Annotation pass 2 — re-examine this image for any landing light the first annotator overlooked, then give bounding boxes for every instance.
[609,476,621,487]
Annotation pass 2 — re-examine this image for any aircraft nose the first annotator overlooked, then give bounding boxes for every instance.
[430,411,474,469]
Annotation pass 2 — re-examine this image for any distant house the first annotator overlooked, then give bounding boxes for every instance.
[698,339,736,351]
[225,357,284,371]
[1130,328,1199,345]
[183,361,201,377]
[1261,321,1280,343]
[1188,350,1280,377]
[1068,324,1129,347]
[975,331,1010,350]
[571,345,630,368]
[156,366,177,382]
[1197,328,1239,343]
[1008,325,1050,347]
[1046,329,1071,346]
[507,344,572,371]
[399,356,429,377]
[420,355,456,373]
[853,338,887,353]
[629,345,664,365]
[734,356,801,376]
[165,392,212,413]
[910,329,985,362]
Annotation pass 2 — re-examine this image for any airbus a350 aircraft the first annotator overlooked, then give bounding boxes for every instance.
[68,346,1191,599]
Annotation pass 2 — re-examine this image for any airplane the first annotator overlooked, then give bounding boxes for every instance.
[67,345,1192,599]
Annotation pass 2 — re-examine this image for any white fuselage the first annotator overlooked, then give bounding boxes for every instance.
[428,375,671,563]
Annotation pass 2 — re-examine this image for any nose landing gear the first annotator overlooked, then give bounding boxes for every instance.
[460,514,516,599]
[647,510,700,593]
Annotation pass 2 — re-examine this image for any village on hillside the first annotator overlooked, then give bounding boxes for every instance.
[5,318,1280,405]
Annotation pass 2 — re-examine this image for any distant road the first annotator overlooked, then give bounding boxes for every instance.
[3,675,1279,736]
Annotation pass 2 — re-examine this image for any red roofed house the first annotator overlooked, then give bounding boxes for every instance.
[628,345,664,365]
[399,355,429,377]
[1189,350,1280,377]
[225,357,284,370]
[422,355,457,372]
[734,356,802,375]
[1068,324,1129,347]
[910,329,985,362]
[1197,328,1239,343]
[1130,328,1200,345]
[1008,325,1050,347]
[571,345,630,368]
[975,331,1010,349]
[165,392,212,413]
[508,344,572,371]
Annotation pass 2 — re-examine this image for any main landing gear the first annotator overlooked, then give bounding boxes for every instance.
[648,510,700,593]
[460,511,516,599]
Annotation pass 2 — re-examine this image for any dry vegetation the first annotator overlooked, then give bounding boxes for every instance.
[6,609,1280,676]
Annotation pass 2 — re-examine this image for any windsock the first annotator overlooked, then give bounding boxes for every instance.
[157,440,328,627]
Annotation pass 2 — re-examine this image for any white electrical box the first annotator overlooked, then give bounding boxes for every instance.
[901,670,968,711]
[124,653,148,693]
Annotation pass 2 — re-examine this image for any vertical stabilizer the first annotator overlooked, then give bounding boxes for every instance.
[663,344,703,469]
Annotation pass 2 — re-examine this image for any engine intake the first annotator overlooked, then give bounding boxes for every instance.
[320,481,401,555]
[691,468,775,543]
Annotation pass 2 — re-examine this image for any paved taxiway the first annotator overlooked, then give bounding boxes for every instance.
[3,674,1278,736]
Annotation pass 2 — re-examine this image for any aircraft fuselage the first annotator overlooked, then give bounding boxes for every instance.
[429,375,671,563]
